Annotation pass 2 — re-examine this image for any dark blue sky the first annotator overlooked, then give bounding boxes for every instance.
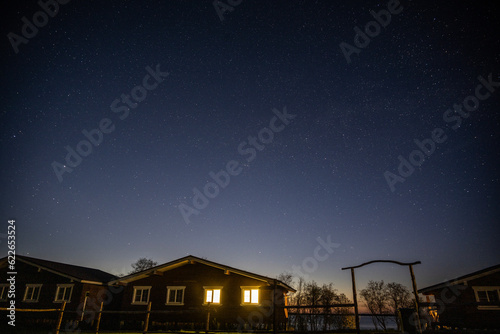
[1,0,499,295]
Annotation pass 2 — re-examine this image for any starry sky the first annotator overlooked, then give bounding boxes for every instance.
[1,0,499,296]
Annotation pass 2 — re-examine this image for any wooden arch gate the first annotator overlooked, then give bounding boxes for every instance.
[342,260,422,334]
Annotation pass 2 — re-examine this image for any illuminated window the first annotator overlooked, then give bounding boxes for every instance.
[204,287,222,304]
[0,284,8,301]
[241,287,259,305]
[132,286,151,305]
[23,284,42,302]
[166,286,185,305]
[54,284,73,302]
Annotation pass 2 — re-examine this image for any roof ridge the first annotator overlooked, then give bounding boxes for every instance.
[111,255,296,292]
[15,255,117,283]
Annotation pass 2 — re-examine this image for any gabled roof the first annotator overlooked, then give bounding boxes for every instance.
[0,255,118,285]
[419,263,500,294]
[110,255,296,292]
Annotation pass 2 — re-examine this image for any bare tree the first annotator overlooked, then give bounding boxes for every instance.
[360,280,390,330]
[277,272,294,287]
[292,276,307,331]
[360,280,415,331]
[129,258,158,274]
[332,292,355,330]
[387,282,413,330]
[282,274,353,331]
[304,281,322,331]
[320,283,336,331]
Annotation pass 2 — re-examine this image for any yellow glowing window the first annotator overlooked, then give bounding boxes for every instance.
[205,289,221,304]
[242,288,259,304]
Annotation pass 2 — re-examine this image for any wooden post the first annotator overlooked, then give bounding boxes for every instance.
[273,279,277,334]
[95,301,103,334]
[143,301,151,334]
[81,293,88,321]
[350,268,360,334]
[205,302,211,333]
[55,301,66,334]
[409,264,422,334]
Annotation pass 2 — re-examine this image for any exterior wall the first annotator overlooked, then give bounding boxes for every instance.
[1,258,290,331]
[118,262,289,329]
[426,271,500,329]
[1,260,78,311]
[0,260,117,329]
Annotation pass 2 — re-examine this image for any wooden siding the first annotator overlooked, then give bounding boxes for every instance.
[118,261,289,326]
[425,270,500,329]
[0,260,117,317]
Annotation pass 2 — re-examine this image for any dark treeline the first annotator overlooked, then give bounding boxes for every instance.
[278,274,355,331]
[278,273,415,331]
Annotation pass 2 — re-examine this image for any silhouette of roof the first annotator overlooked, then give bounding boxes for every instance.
[419,263,500,294]
[110,255,296,292]
[2,255,118,284]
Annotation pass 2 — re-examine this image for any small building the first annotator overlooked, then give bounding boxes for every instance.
[109,255,296,331]
[419,263,500,330]
[0,255,119,331]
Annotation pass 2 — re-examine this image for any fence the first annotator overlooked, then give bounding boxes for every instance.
[16,295,500,333]
[2,301,279,334]
[2,302,414,334]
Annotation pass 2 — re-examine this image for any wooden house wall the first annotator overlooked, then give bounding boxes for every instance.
[0,261,114,317]
[428,271,500,329]
[118,262,288,326]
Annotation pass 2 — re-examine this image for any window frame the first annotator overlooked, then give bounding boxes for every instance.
[54,284,73,303]
[472,286,500,310]
[23,284,43,303]
[166,286,186,305]
[241,286,260,305]
[203,286,223,305]
[0,284,9,302]
[132,286,151,305]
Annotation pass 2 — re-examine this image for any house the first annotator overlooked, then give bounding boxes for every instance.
[0,255,119,331]
[109,255,296,331]
[1,254,295,332]
[419,263,500,330]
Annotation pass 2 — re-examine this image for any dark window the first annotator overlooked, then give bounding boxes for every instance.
[167,287,184,304]
[0,285,8,301]
[477,289,499,303]
[133,288,150,303]
[24,285,42,302]
[487,290,499,302]
[477,291,488,302]
[55,285,73,302]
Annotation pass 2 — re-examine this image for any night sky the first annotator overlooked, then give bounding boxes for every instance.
[1,0,499,296]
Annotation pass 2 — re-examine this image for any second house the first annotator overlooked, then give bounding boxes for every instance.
[110,255,296,330]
